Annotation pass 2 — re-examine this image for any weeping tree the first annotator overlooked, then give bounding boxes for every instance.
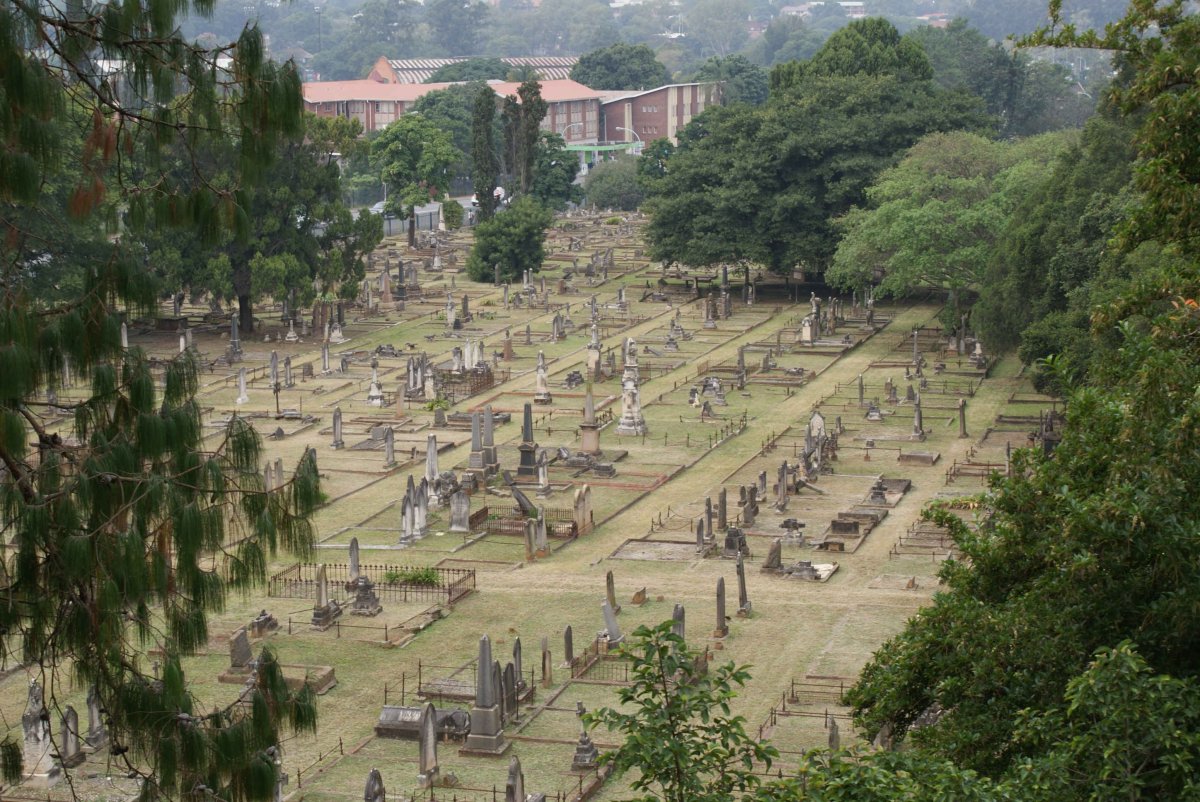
[0,0,322,794]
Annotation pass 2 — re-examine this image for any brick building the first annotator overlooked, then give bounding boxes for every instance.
[302,78,602,143]
[599,83,722,145]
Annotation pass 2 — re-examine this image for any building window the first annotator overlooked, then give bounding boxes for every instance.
[641,104,658,113]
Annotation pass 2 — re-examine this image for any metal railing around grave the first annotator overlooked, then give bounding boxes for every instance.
[268,562,476,605]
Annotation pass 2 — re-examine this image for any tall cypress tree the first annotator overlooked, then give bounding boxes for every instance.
[472,87,500,221]
[500,81,549,197]
[515,80,549,195]
[0,0,319,793]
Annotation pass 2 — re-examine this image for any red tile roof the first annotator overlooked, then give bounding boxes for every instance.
[302,79,601,105]
[302,80,454,103]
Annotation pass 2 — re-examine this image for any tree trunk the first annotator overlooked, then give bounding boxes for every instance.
[238,294,255,334]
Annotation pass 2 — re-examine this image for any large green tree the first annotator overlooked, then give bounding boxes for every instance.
[644,20,991,273]
[426,58,510,83]
[465,197,552,283]
[693,55,769,106]
[412,82,490,183]
[972,115,1134,366]
[827,130,1069,314]
[372,115,459,245]
[528,133,582,211]
[570,43,672,90]
[0,0,321,792]
[584,156,645,210]
[140,116,381,332]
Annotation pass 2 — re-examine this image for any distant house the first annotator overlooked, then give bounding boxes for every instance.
[303,78,603,142]
[915,12,952,28]
[368,56,579,85]
[599,83,722,145]
[780,2,869,18]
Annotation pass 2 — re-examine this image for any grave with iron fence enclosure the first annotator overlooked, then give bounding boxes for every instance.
[268,562,475,604]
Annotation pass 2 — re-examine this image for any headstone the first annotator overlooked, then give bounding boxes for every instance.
[763,538,782,571]
[449,491,470,532]
[671,604,685,642]
[504,756,525,802]
[363,768,385,802]
[425,434,439,483]
[517,403,538,478]
[60,706,83,768]
[572,702,600,770]
[540,637,552,688]
[464,635,506,754]
[348,537,361,583]
[383,427,395,468]
[615,338,648,435]
[332,407,344,449]
[533,350,552,404]
[535,449,550,497]
[85,686,107,750]
[21,681,60,786]
[236,367,249,405]
[828,717,840,750]
[417,703,439,788]
[502,662,518,724]
[601,601,623,646]
[483,406,499,474]
[735,553,752,617]
[563,625,575,667]
[710,576,729,638]
[718,488,727,530]
[958,398,968,438]
[230,314,241,354]
[605,570,621,614]
[311,563,342,629]
[230,627,252,668]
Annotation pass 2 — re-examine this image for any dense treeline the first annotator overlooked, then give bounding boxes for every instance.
[598,4,1200,801]
[186,0,1123,87]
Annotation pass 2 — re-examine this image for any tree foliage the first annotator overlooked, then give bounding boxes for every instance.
[528,133,582,211]
[907,20,1096,137]
[136,116,381,331]
[644,22,991,273]
[828,130,1070,310]
[372,115,459,245]
[570,42,672,90]
[501,80,548,196]
[972,114,1135,362]
[771,16,933,87]
[472,87,501,222]
[585,622,776,802]
[465,197,552,283]
[693,55,769,106]
[426,58,511,83]
[0,0,322,791]
[584,157,645,211]
[848,274,1200,777]
[1025,0,1200,249]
